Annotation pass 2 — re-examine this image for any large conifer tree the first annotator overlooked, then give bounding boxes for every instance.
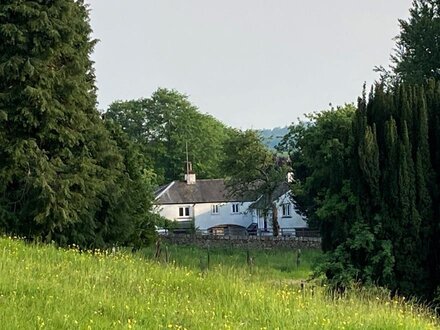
[283,0,440,302]
[0,0,136,246]
[285,83,440,300]
[336,84,436,297]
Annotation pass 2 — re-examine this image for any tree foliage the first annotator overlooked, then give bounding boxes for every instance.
[222,130,287,236]
[283,84,440,300]
[287,0,440,301]
[378,0,440,84]
[105,88,233,184]
[0,0,156,248]
[278,105,357,250]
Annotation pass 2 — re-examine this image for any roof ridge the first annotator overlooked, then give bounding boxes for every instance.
[154,181,176,200]
[175,178,225,182]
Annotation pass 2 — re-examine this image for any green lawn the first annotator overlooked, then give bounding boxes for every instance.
[0,237,437,329]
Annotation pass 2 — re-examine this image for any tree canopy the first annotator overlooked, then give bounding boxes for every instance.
[105,88,234,184]
[0,0,156,248]
[279,105,357,249]
[283,85,440,300]
[378,0,440,84]
[222,129,288,236]
[282,0,440,302]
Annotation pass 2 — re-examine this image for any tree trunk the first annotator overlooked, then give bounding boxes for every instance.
[271,203,280,236]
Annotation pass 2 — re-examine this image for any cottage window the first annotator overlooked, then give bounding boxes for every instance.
[179,206,190,217]
[212,204,219,214]
[282,204,291,217]
[232,203,239,214]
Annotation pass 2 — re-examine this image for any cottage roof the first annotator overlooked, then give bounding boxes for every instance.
[154,179,252,205]
[249,181,291,209]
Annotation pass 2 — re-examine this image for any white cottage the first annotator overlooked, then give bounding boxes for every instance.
[154,173,255,235]
[155,172,308,236]
[251,182,308,236]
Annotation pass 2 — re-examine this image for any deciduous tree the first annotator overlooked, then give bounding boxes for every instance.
[222,130,286,236]
[377,0,440,84]
[106,89,233,184]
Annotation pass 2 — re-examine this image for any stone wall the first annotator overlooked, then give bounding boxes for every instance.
[161,234,321,250]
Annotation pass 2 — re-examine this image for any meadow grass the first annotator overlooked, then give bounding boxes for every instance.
[0,237,438,329]
[141,244,320,281]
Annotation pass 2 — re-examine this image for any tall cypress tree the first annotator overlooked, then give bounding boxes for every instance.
[381,118,400,240]
[396,121,425,295]
[413,87,432,219]
[302,0,440,300]
[358,124,380,211]
[312,82,440,299]
[424,80,440,297]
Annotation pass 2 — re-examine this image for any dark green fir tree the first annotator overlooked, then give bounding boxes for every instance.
[0,0,154,247]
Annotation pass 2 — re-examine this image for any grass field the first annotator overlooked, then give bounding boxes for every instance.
[141,244,320,281]
[0,236,438,329]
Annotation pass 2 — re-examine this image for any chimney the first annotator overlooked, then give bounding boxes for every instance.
[185,161,196,184]
[185,142,196,184]
[185,173,196,184]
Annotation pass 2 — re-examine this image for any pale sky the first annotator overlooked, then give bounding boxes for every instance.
[86,1,412,129]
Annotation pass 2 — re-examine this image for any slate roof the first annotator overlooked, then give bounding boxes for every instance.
[154,179,252,204]
[249,182,291,209]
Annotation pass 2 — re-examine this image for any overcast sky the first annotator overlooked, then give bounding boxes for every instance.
[86,0,412,129]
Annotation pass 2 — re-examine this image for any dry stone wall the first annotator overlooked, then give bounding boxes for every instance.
[161,234,321,250]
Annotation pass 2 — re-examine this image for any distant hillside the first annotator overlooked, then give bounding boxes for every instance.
[259,126,289,149]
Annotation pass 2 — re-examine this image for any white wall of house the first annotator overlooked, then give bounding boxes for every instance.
[277,192,308,231]
[194,202,253,231]
[155,201,254,231]
[156,203,195,223]
[254,192,307,235]
[155,190,307,236]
